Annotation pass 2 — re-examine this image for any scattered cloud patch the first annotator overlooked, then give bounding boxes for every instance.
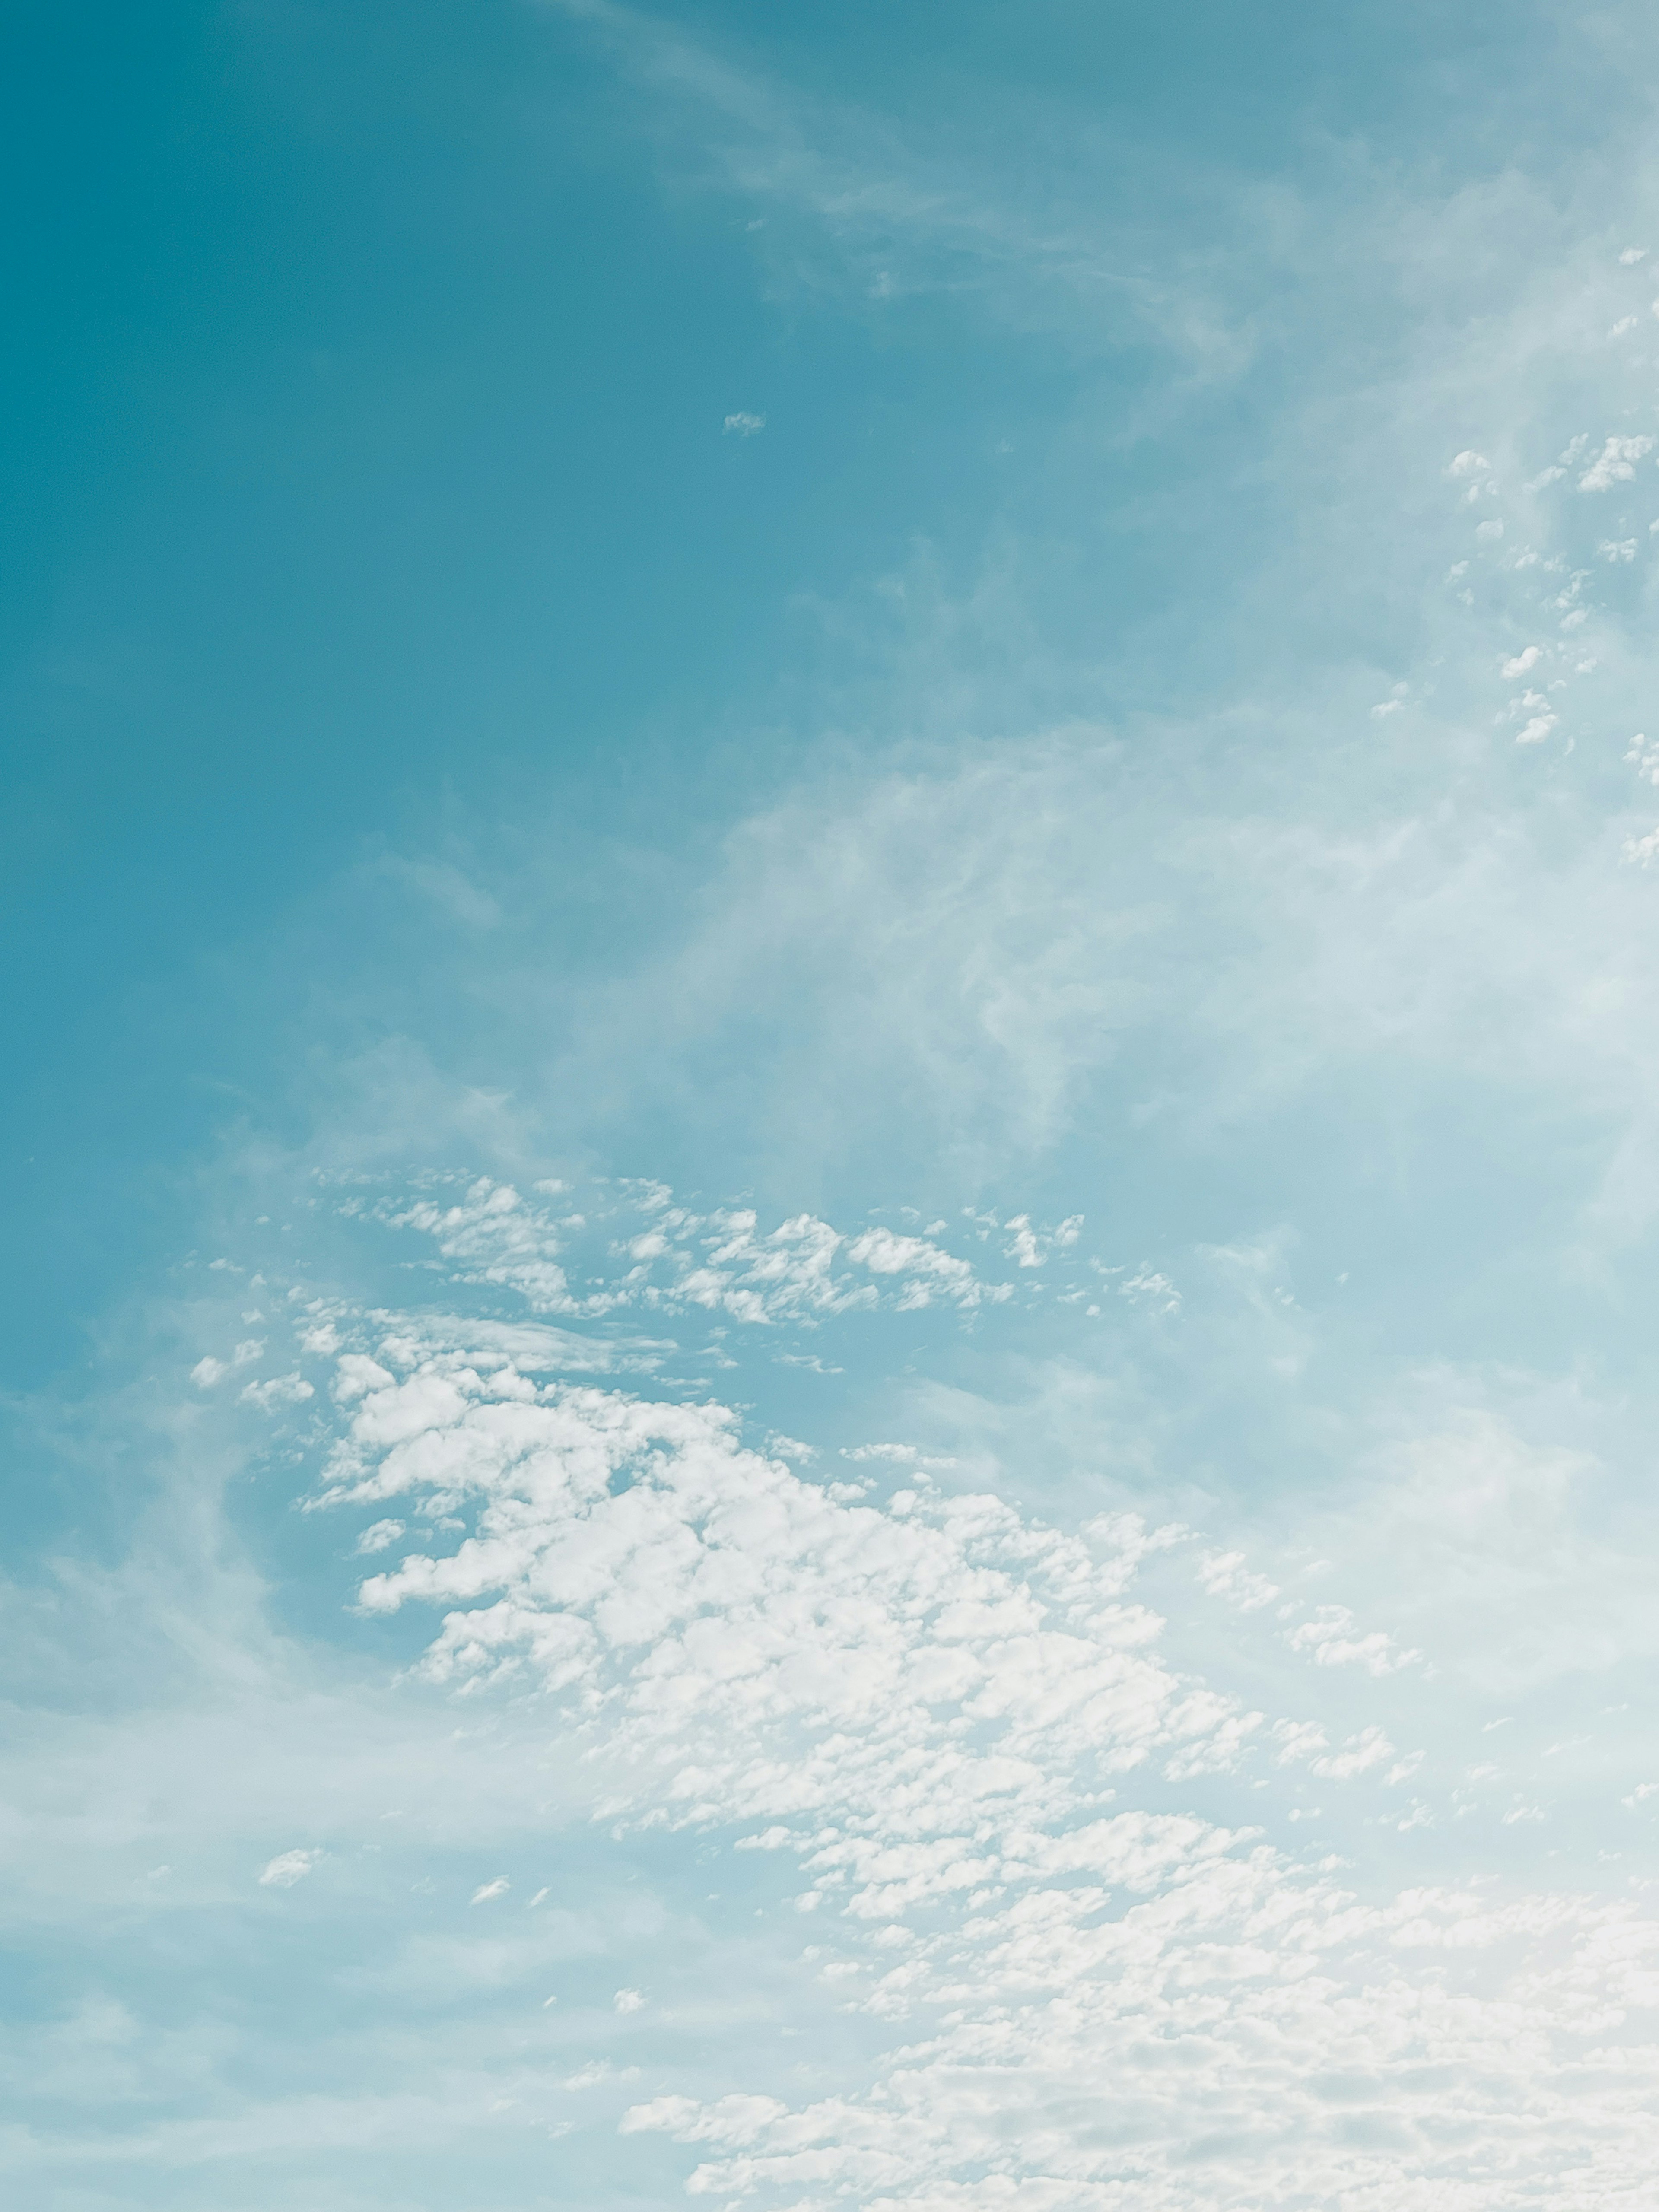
[258,1850,322,1889]
[1578,434,1654,490]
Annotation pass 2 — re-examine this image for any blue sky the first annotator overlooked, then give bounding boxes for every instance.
[8,3,1659,2206]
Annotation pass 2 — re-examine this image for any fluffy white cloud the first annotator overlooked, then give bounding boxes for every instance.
[1578,433,1655,489]
[288,1313,1659,2210]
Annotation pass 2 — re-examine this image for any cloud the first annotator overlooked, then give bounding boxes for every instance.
[375,855,502,930]
[238,1372,315,1410]
[222,1274,1650,2204]
[258,1849,322,1888]
[369,1177,1006,1322]
[1578,433,1654,490]
[22,16,1659,2203]
[722,411,765,435]
[1286,1604,1421,1676]
[353,1518,405,1555]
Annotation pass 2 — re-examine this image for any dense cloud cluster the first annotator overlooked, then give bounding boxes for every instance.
[286,1308,1659,2209]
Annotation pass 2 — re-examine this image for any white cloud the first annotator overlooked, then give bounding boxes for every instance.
[238,1294,1648,2202]
[470,1878,509,1904]
[723,411,765,435]
[374,1178,1004,1323]
[1578,433,1654,490]
[1196,1548,1278,1611]
[258,1849,322,1888]
[353,1519,404,1555]
[1286,1604,1421,1676]
[238,1373,315,1410]
[1309,1723,1395,1778]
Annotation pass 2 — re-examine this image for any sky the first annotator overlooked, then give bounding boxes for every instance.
[6,1,1659,2205]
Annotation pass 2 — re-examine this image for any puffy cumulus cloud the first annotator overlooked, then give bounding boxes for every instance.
[1578,433,1655,491]
[287,1310,1659,2210]
[238,1371,315,1411]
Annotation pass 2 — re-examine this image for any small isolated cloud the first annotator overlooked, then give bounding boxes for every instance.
[1309,1725,1396,1780]
[1578,434,1654,491]
[723,412,765,436]
[354,1519,405,1555]
[470,1878,510,1905]
[1446,450,1490,477]
[1117,1263,1182,1314]
[1620,246,1647,263]
[1500,646,1541,679]
[238,1373,315,1410]
[1000,1212,1080,1267]
[614,1987,646,2013]
[1475,519,1504,541]
[258,1849,321,1888]
[1599,538,1637,563]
